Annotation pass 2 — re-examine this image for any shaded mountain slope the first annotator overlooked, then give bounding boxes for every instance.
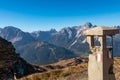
[17,41,76,65]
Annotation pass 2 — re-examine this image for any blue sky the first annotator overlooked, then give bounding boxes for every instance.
[0,0,120,32]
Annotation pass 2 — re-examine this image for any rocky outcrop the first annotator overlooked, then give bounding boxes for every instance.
[0,37,37,79]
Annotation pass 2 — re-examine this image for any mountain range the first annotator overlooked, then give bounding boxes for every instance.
[0,22,120,64]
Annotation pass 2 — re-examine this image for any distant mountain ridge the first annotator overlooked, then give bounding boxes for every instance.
[0,22,120,65]
[0,26,36,47]
[31,28,57,42]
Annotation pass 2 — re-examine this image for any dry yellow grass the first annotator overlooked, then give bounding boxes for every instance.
[114,57,120,80]
[18,57,120,80]
[18,62,88,80]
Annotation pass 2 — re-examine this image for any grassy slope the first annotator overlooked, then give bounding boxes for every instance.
[18,57,120,80]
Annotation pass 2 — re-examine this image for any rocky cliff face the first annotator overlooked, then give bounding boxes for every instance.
[0,37,37,79]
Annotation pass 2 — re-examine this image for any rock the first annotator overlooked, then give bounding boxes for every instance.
[0,37,37,79]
